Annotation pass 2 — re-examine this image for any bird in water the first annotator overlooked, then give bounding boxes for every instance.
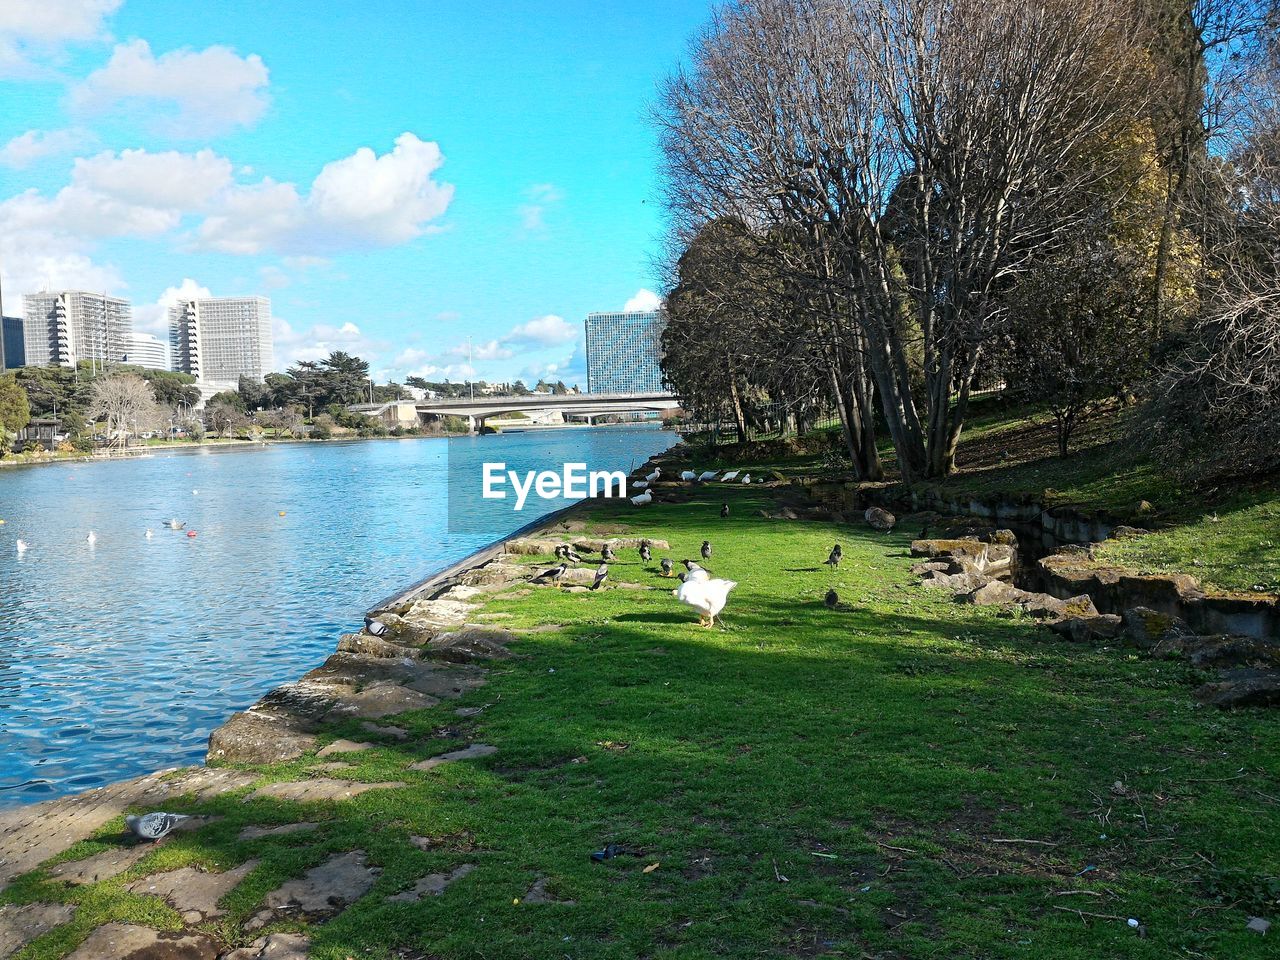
[701,540,713,560]
[639,542,651,562]
[674,576,738,627]
[531,563,568,589]
[660,557,674,577]
[602,543,617,562]
[16,539,29,554]
[825,588,840,610]
[720,503,730,519]
[589,563,609,591]
[166,519,184,530]
[86,531,97,546]
[145,529,154,540]
[825,544,842,569]
[126,812,191,841]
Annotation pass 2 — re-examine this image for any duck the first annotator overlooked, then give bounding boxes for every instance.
[720,470,740,482]
[630,490,653,506]
[674,576,738,627]
[740,473,752,484]
[166,519,184,530]
[631,480,649,490]
[698,470,718,482]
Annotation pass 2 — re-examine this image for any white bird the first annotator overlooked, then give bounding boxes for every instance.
[86,531,97,546]
[741,474,752,484]
[631,480,649,490]
[680,470,697,481]
[144,529,154,540]
[720,470,740,482]
[192,489,199,496]
[125,812,191,841]
[644,467,661,483]
[630,490,653,506]
[698,470,718,481]
[166,519,184,530]
[674,577,738,627]
[15,539,28,554]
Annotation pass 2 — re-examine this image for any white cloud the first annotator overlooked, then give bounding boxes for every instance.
[271,317,384,371]
[623,288,663,312]
[518,182,563,232]
[74,147,233,208]
[0,0,120,77]
[505,314,577,347]
[0,128,95,169]
[196,133,454,255]
[72,38,270,135]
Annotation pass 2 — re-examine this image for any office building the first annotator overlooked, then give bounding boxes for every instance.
[124,332,170,370]
[22,291,133,368]
[169,296,273,390]
[1,316,23,370]
[584,309,666,393]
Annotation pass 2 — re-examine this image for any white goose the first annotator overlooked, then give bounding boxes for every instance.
[680,470,697,481]
[698,470,718,482]
[631,480,649,490]
[674,577,738,627]
[720,470,740,482]
[630,490,653,506]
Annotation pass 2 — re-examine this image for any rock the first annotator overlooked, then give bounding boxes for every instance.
[246,850,380,931]
[66,923,219,960]
[910,561,951,576]
[1049,614,1124,644]
[335,633,421,659]
[409,744,498,772]
[865,507,896,531]
[238,822,317,840]
[369,612,437,647]
[1110,525,1150,539]
[360,721,407,740]
[0,902,75,957]
[207,711,318,765]
[965,581,1097,619]
[126,860,259,923]
[1184,635,1280,669]
[1246,917,1271,936]
[48,844,156,885]
[1122,607,1182,649]
[425,627,514,664]
[967,581,1026,606]
[922,570,990,594]
[315,739,374,758]
[219,933,311,960]
[521,876,576,905]
[247,779,405,803]
[1195,669,1280,709]
[387,864,475,902]
[987,529,1018,546]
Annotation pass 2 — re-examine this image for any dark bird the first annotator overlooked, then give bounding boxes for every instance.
[589,563,609,591]
[602,543,617,562]
[825,588,839,609]
[639,542,652,562]
[825,544,842,568]
[701,540,713,560]
[531,563,568,588]
[918,525,929,541]
[720,502,730,518]
[682,559,704,572]
[660,557,674,577]
[564,547,584,564]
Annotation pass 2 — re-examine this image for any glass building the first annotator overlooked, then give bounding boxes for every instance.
[584,309,666,394]
[1,316,23,370]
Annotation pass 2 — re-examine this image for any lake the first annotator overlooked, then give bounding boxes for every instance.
[0,426,676,808]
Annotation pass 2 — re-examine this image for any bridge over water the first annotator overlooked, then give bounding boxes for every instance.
[351,391,680,432]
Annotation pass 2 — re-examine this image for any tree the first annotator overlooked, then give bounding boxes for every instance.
[86,374,161,439]
[0,375,31,454]
[207,389,246,412]
[207,401,247,439]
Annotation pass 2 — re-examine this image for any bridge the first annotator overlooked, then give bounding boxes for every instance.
[350,391,680,433]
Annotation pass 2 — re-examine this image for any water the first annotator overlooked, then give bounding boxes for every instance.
[0,426,675,808]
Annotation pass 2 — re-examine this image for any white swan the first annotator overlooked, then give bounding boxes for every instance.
[674,577,738,627]
[630,490,653,506]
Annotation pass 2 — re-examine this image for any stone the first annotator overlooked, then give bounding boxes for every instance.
[1049,614,1124,644]
[315,739,374,758]
[1195,669,1280,709]
[127,860,259,923]
[238,822,317,840]
[310,762,355,773]
[865,507,896,531]
[48,844,155,884]
[425,627,514,663]
[1110,525,1150,539]
[922,570,990,594]
[361,721,408,740]
[0,902,75,957]
[387,864,475,903]
[521,876,575,905]
[1246,917,1271,936]
[409,744,498,772]
[246,850,379,930]
[987,529,1018,546]
[909,561,951,576]
[247,779,405,803]
[65,923,218,960]
[1022,593,1098,619]
[967,581,1026,606]
[335,633,421,659]
[1122,606,1181,649]
[219,933,311,960]
[207,712,318,765]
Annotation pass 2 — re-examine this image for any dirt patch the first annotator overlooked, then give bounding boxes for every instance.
[387,864,475,903]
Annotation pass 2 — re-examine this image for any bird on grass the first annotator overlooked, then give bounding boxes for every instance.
[126,812,191,842]
[631,480,649,490]
[680,470,697,481]
[630,490,653,506]
[660,558,674,577]
[698,470,718,482]
[589,563,609,591]
[720,470,740,482]
[680,560,709,582]
[639,543,652,562]
[602,543,617,562]
[555,544,584,565]
[825,588,840,610]
[740,473,751,484]
[701,540,713,560]
[531,564,568,589]
[644,467,661,483]
[825,544,842,569]
[720,503,730,519]
[674,576,738,627]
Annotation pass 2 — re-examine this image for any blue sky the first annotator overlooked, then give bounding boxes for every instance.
[0,0,713,386]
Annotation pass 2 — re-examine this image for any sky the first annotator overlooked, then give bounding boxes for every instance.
[0,0,714,387]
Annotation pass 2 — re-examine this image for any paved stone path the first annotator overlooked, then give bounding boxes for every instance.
[127,860,260,924]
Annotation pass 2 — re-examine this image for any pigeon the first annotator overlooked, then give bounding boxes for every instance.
[639,543,652,562]
[825,544,842,568]
[644,467,661,483]
[701,540,713,560]
[674,577,738,627]
[15,539,28,554]
[602,543,617,562]
[126,812,191,841]
[86,531,97,546]
[531,564,568,588]
[720,470,740,482]
[589,563,609,591]
[680,470,697,481]
[720,503,730,518]
[698,470,718,482]
[630,490,653,506]
[825,588,839,609]
[660,558,674,577]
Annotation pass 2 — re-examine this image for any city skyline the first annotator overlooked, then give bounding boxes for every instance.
[0,0,713,388]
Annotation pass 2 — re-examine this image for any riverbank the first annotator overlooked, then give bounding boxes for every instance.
[1,446,1275,959]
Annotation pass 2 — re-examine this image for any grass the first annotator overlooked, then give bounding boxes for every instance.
[3,482,1277,959]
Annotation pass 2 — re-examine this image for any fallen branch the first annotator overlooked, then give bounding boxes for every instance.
[1051,906,1127,922]
[989,838,1058,846]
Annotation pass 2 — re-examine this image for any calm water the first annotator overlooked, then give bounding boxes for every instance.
[0,426,675,808]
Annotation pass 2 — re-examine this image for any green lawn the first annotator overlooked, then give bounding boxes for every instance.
[3,483,1276,959]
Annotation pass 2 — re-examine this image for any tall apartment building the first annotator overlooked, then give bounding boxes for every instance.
[22,291,133,369]
[169,296,273,390]
[1,316,22,370]
[584,309,666,393]
[124,332,170,371]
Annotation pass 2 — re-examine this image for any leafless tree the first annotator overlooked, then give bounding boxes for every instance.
[86,374,162,440]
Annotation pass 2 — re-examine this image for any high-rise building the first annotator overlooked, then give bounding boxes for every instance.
[22,291,133,369]
[584,309,666,394]
[124,332,170,371]
[169,296,273,390]
[1,316,22,370]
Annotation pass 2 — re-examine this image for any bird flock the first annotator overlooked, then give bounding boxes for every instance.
[628,466,752,508]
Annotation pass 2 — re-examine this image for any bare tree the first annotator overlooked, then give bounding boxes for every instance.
[86,374,161,440]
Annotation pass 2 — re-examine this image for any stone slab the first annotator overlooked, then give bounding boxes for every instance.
[247,779,405,804]
[220,933,311,960]
[246,850,379,930]
[315,740,374,758]
[409,744,497,772]
[65,923,219,960]
[0,902,75,958]
[238,822,317,841]
[48,844,154,885]
[127,859,259,923]
[387,864,474,902]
